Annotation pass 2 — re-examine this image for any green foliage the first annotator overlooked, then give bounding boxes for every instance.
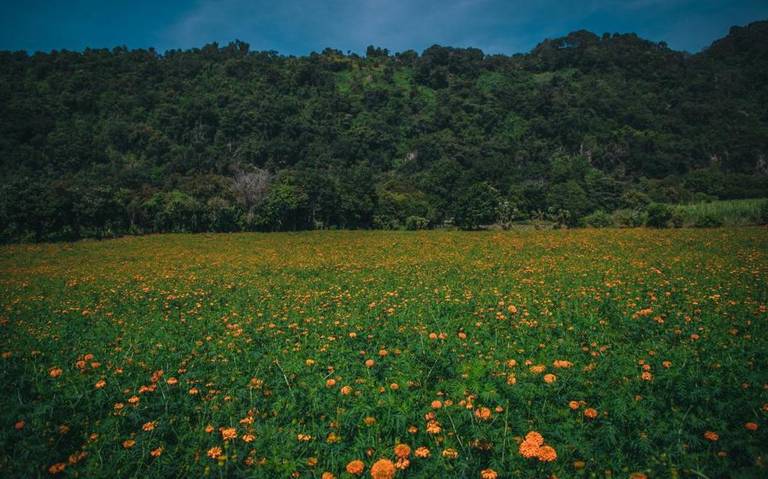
[1,21,768,241]
[581,209,613,228]
[645,203,673,228]
[453,183,500,230]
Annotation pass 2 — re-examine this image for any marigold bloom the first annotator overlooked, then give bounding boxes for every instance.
[48,463,67,474]
[207,446,223,459]
[584,408,598,419]
[395,458,410,470]
[543,373,556,384]
[221,427,237,441]
[474,407,492,421]
[744,422,758,431]
[122,439,136,449]
[553,360,573,368]
[14,420,25,430]
[537,445,557,462]
[321,473,336,479]
[431,400,442,409]
[242,433,255,442]
[49,367,63,378]
[442,448,459,459]
[530,364,546,374]
[629,473,648,479]
[641,371,653,381]
[341,385,353,395]
[480,469,498,479]
[394,443,411,458]
[346,459,365,475]
[568,400,580,410]
[414,446,430,458]
[370,458,396,479]
[524,431,544,446]
[704,431,719,441]
[166,377,178,385]
[142,421,156,432]
[150,447,164,457]
[519,440,540,458]
[364,416,376,426]
[426,420,441,434]
[326,378,337,388]
[127,395,140,405]
[365,359,375,367]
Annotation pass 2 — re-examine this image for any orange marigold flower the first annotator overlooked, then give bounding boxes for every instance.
[394,443,411,458]
[641,371,653,381]
[14,420,25,430]
[370,458,396,479]
[431,400,443,409]
[346,459,365,475]
[583,408,598,419]
[442,448,459,459]
[529,364,546,374]
[519,440,540,458]
[220,427,237,441]
[49,367,63,378]
[395,458,410,470]
[704,431,719,441]
[142,421,156,432]
[326,378,337,388]
[480,469,498,479]
[543,373,556,384]
[553,360,573,368]
[150,447,164,457]
[122,439,136,449]
[365,359,375,368]
[207,446,222,459]
[127,395,140,405]
[364,416,377,426]
[414,446,430,458]
[48,463,67,474]
[744,422,758,431]
[568,400,580,410]
[474,407,492,421]
[341,385,353,395]
[537,445,557,462]
[166,377,178,385]
[629,473,648,479]
[321,473,336,479]
[426,420,441,434]
[524,431,544,446]
[242,433,255,442]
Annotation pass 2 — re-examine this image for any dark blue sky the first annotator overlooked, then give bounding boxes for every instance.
[1,0,767,55]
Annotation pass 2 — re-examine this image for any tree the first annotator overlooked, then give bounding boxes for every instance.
[454,183,500,230]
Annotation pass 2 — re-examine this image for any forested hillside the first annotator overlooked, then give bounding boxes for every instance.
[1,21,767,240]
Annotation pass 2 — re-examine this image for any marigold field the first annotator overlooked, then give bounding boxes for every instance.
[1,229,767,479]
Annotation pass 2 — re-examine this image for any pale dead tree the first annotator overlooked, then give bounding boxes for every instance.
[231,168,273,210]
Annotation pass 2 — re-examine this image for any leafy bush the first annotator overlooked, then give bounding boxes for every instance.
[405,216,429,230]
[581,210,613,228]
[612,209,647,228]
[645,203,673,228]
[693,213,723,228]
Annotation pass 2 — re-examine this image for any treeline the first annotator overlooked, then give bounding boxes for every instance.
[1,21,768,241]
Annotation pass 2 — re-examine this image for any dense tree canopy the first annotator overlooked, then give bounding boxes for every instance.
[1,21,767,241]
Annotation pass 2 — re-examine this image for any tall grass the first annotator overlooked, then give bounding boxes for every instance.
[671,198,768,226]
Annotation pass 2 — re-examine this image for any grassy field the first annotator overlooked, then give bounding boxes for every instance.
[1,229,767,479]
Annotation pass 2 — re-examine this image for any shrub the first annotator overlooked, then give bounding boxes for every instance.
[693,213,723,228]
[612,209,647,228]
[645,203,673,228]
[581,210,613,228]
[405,216,429,230]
